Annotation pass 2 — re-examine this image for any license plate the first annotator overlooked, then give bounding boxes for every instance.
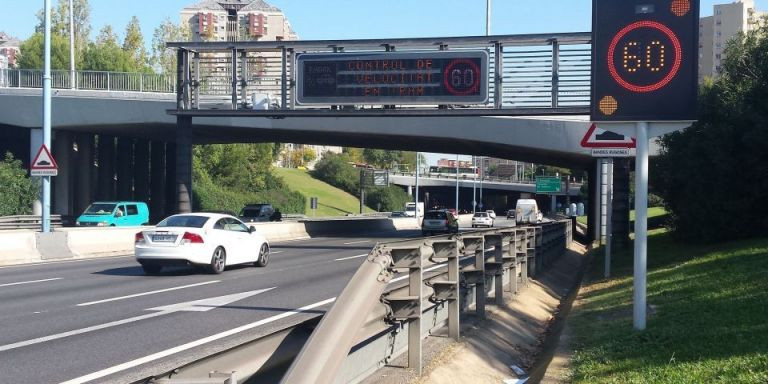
[152,235,177,243]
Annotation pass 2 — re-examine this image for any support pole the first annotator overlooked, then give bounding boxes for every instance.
[633,122,649,330]
[176,117,193,214]
[68,0,75,89]
[605,158,614,279]
[42,0,52,233]
[415,152,420,227]
[455,154,459,211]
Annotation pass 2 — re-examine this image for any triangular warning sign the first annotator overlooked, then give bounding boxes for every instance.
[580,123,636,148]
[31,145,58,170]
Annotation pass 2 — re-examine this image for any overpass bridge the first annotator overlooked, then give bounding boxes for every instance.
[0,32,633,242]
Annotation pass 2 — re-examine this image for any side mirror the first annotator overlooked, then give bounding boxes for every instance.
[249,226,256,233]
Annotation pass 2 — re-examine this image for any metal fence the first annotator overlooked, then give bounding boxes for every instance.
[0,69,176,93]
[169,32,592,113]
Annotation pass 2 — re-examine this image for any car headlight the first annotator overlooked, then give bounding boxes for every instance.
[75,221,81,226]
[97,222,108,227]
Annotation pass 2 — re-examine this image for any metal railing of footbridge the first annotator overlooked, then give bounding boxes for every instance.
[0,68,176,93]
[143,219,573,384]
[166,32,592,117]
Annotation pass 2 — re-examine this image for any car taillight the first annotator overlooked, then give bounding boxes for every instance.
[445,219,450,225]
[181,232,204,244]
[135,232,145,243]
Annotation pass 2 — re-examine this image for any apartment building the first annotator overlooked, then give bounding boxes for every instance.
[180,0,297,42]
[699,0,766,80]
[0,32,20,68]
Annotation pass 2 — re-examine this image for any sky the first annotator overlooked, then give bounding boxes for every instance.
[3,0,765,164]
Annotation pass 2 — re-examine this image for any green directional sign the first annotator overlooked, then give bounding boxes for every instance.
[536,176,561,193]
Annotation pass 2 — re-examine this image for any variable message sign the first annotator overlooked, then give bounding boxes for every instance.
[296,51,489,105]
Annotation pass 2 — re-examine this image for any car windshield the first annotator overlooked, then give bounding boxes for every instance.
[405,206,416,212]
[474,212,488,218]
[84,203,116,215]
[424,211,446,219]
[157,215,210,228]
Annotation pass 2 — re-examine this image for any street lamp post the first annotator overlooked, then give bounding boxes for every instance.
[69,0,75,89]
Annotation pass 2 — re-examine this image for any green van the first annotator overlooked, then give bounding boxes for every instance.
[76,201,150,227]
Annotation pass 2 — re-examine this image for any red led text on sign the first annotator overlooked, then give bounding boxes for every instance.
[608,21,682,93]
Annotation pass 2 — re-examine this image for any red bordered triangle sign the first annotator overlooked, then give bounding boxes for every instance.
[31,145,58,171]
[580,123,637,148]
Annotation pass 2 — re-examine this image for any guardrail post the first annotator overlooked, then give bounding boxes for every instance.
[429,239,461,340]
[460,235,486,318]
[484,233,504,306]
[499,230,517,295]
[518,229,529,284]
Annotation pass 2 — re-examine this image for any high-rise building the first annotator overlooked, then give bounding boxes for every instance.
[180,0,297,42]
[699,0,766,81]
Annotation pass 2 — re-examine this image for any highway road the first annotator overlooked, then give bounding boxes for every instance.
[0,219,515,384]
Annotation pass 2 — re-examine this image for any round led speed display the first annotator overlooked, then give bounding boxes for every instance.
[607,21,682,93]
[443,59,481,96]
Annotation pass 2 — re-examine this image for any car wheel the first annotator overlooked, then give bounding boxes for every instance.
[255,243,270,267]
[209,247,226,274]
[141,264,162,275]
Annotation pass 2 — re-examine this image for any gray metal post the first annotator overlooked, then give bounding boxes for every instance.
[447,241,460,340]
[551,40,559,108]
[475,241,486,318]
[42,0,52,233]
[455,154,459,211]
[240,50,248,109]
[193,52,200,109]
[415,152,420,228]
[486,0,492,35]
[494,42,502,109]
[281,47,288,109]
[68,0,75,89]
[634,122,649,330]
[231,49,238,110]
[594,159,602,243]
[605,158,614,278]
[493,236,504,305]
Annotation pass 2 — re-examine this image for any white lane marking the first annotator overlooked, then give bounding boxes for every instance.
[342,240,371,245]
[76,281,221,307]
[0,288,275,353]
[0,277,62,288]
[0,256,134,269]
[334,253,369,261]
[59,297,337,384]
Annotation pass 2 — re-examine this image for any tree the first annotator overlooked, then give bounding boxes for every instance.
[343,147,364,163]
[16,32,71,69]
[35,0,91,64]
[653,20,768,242]
[0,153,39,216]
[151,18,190,74]
[311,152,360,195]
[123,16,148,70]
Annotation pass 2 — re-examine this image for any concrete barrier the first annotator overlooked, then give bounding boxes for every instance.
[0,217,422,266]
[0,231,40,266]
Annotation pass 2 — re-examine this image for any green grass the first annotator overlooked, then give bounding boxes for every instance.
[274,168,373,216]
[568,230,768,383]
[576,207,667,225]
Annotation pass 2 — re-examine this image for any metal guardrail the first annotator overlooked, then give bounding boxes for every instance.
[0,69,176,93]
[146,220,571,384]
[168,32,591,114]
[0,215,63,230]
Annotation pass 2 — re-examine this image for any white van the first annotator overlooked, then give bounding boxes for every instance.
[515,199,542,224]
[404,202,424,217]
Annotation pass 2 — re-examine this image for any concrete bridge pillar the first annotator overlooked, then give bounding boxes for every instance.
[175,116,193,214]
[149,141,166,222]
[133,139,150,205]
[165,142,177,215]
[96,135,115,201]
[53,131,74,216]
[116,138,134,200]
[74,133,95,215]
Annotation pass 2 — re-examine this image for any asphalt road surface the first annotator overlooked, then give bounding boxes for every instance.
[0,219,515,384]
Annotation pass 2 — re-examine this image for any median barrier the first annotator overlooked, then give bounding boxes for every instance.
[251,221,310,242]
[61,226,146,257]
[0,230,40,266]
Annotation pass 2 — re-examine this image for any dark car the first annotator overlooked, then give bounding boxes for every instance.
[421,210,459,236]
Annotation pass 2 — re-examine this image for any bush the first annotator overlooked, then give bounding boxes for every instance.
[0,152,39,216]
[311,152,359,196]
[193,177,305,215]
[365,186,410,212]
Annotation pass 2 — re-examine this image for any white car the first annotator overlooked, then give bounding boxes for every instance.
[135,213,270,275]
[472,212,494,228]
[486,210,497,219]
